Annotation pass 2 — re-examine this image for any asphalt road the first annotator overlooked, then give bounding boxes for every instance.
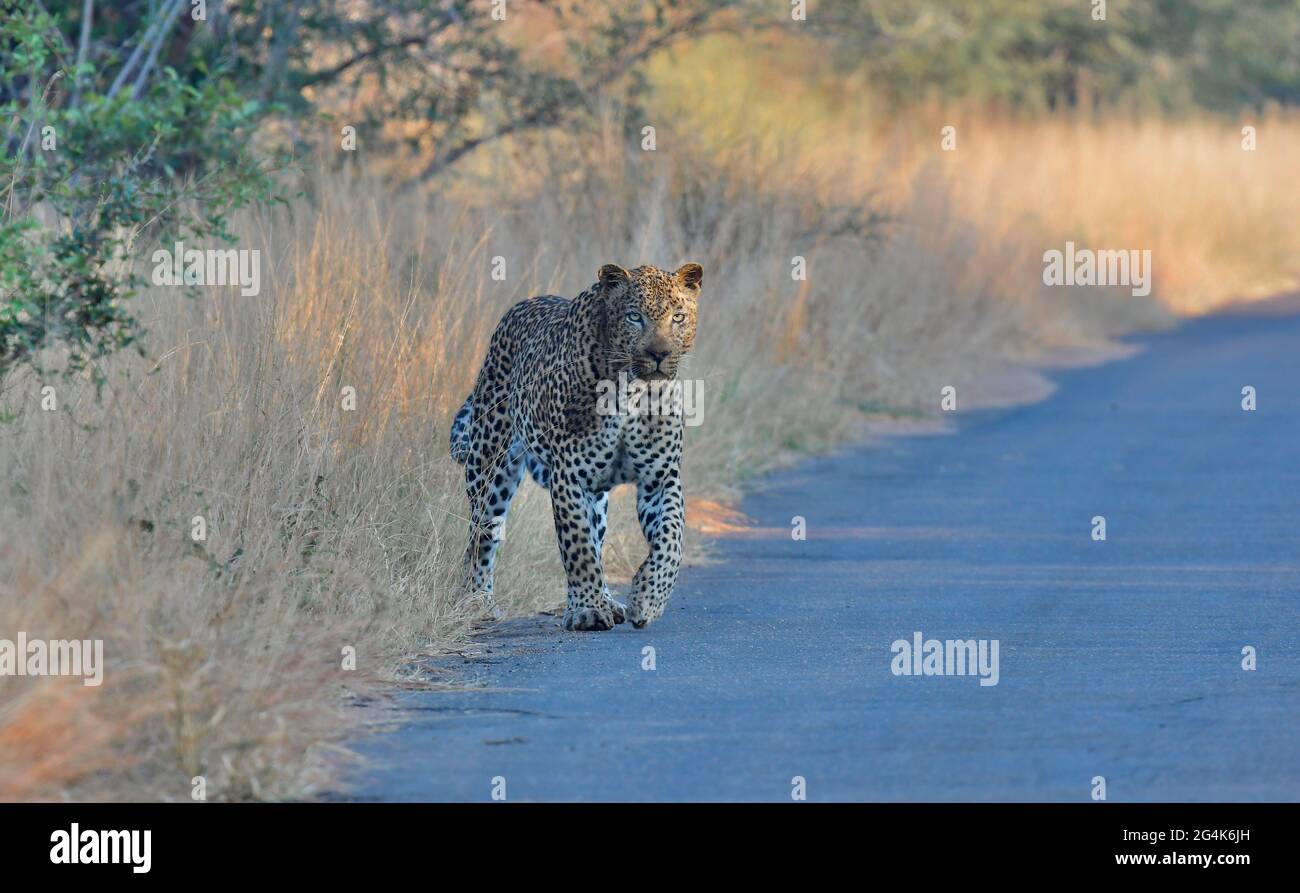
[346,300,1300,802]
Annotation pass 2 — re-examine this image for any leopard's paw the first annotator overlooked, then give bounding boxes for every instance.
[563,603,616,632]
[604,592,627,625]
[625,597,663,630]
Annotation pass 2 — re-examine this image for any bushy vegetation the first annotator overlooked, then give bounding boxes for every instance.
[1,1,283,380]
[1,0,751,379]
[823,0,1300,112]
[5,0,1298,379]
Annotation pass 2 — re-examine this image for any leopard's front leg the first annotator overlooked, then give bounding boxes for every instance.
[551,475,617,631]
[586,490,626,624]
[626,472,684,629]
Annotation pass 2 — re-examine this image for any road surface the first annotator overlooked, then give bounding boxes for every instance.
[345,300,1300,801]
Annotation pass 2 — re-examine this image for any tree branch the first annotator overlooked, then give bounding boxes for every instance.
[130,0,187,100]
[296,29,453,89]
[72,0,94,105]
[402,3,730,188]
[404,104,561,194]
[106,6,163,98]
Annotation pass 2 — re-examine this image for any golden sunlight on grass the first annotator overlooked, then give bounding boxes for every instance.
[648,35,1300,314]
[686,499,752,535]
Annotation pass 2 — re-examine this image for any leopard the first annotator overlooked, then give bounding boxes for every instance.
[450,262,703,631]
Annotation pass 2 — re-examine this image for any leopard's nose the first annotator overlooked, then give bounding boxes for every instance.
[645,349,670,364]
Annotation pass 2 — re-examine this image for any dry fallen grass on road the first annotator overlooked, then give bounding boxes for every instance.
[4,79,1294,798]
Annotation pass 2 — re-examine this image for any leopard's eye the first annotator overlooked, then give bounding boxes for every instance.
[672,312,687,324]
[626,311,644,325]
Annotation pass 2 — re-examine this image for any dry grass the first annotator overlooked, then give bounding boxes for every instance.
[649,35,1300,314]
[3,37,1295,799]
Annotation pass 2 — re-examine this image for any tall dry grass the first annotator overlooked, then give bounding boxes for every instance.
[649,35,1300,314]
[6,45,1293,797]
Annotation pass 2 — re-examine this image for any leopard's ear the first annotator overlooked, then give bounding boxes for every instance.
[599,264,630,290]
[675,263,703,290]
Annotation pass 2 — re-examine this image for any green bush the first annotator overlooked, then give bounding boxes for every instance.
[1,2,282,382]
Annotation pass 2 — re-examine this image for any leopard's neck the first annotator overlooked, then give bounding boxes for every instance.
[568,282,617,383]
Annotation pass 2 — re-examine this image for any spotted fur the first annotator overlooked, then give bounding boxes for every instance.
[451,263,703,630]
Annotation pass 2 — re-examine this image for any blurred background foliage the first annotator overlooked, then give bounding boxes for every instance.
[2,0,1299,379]
[825,0,1300,113]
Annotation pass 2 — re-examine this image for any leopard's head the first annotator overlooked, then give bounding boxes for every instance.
[598,262,703,381]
